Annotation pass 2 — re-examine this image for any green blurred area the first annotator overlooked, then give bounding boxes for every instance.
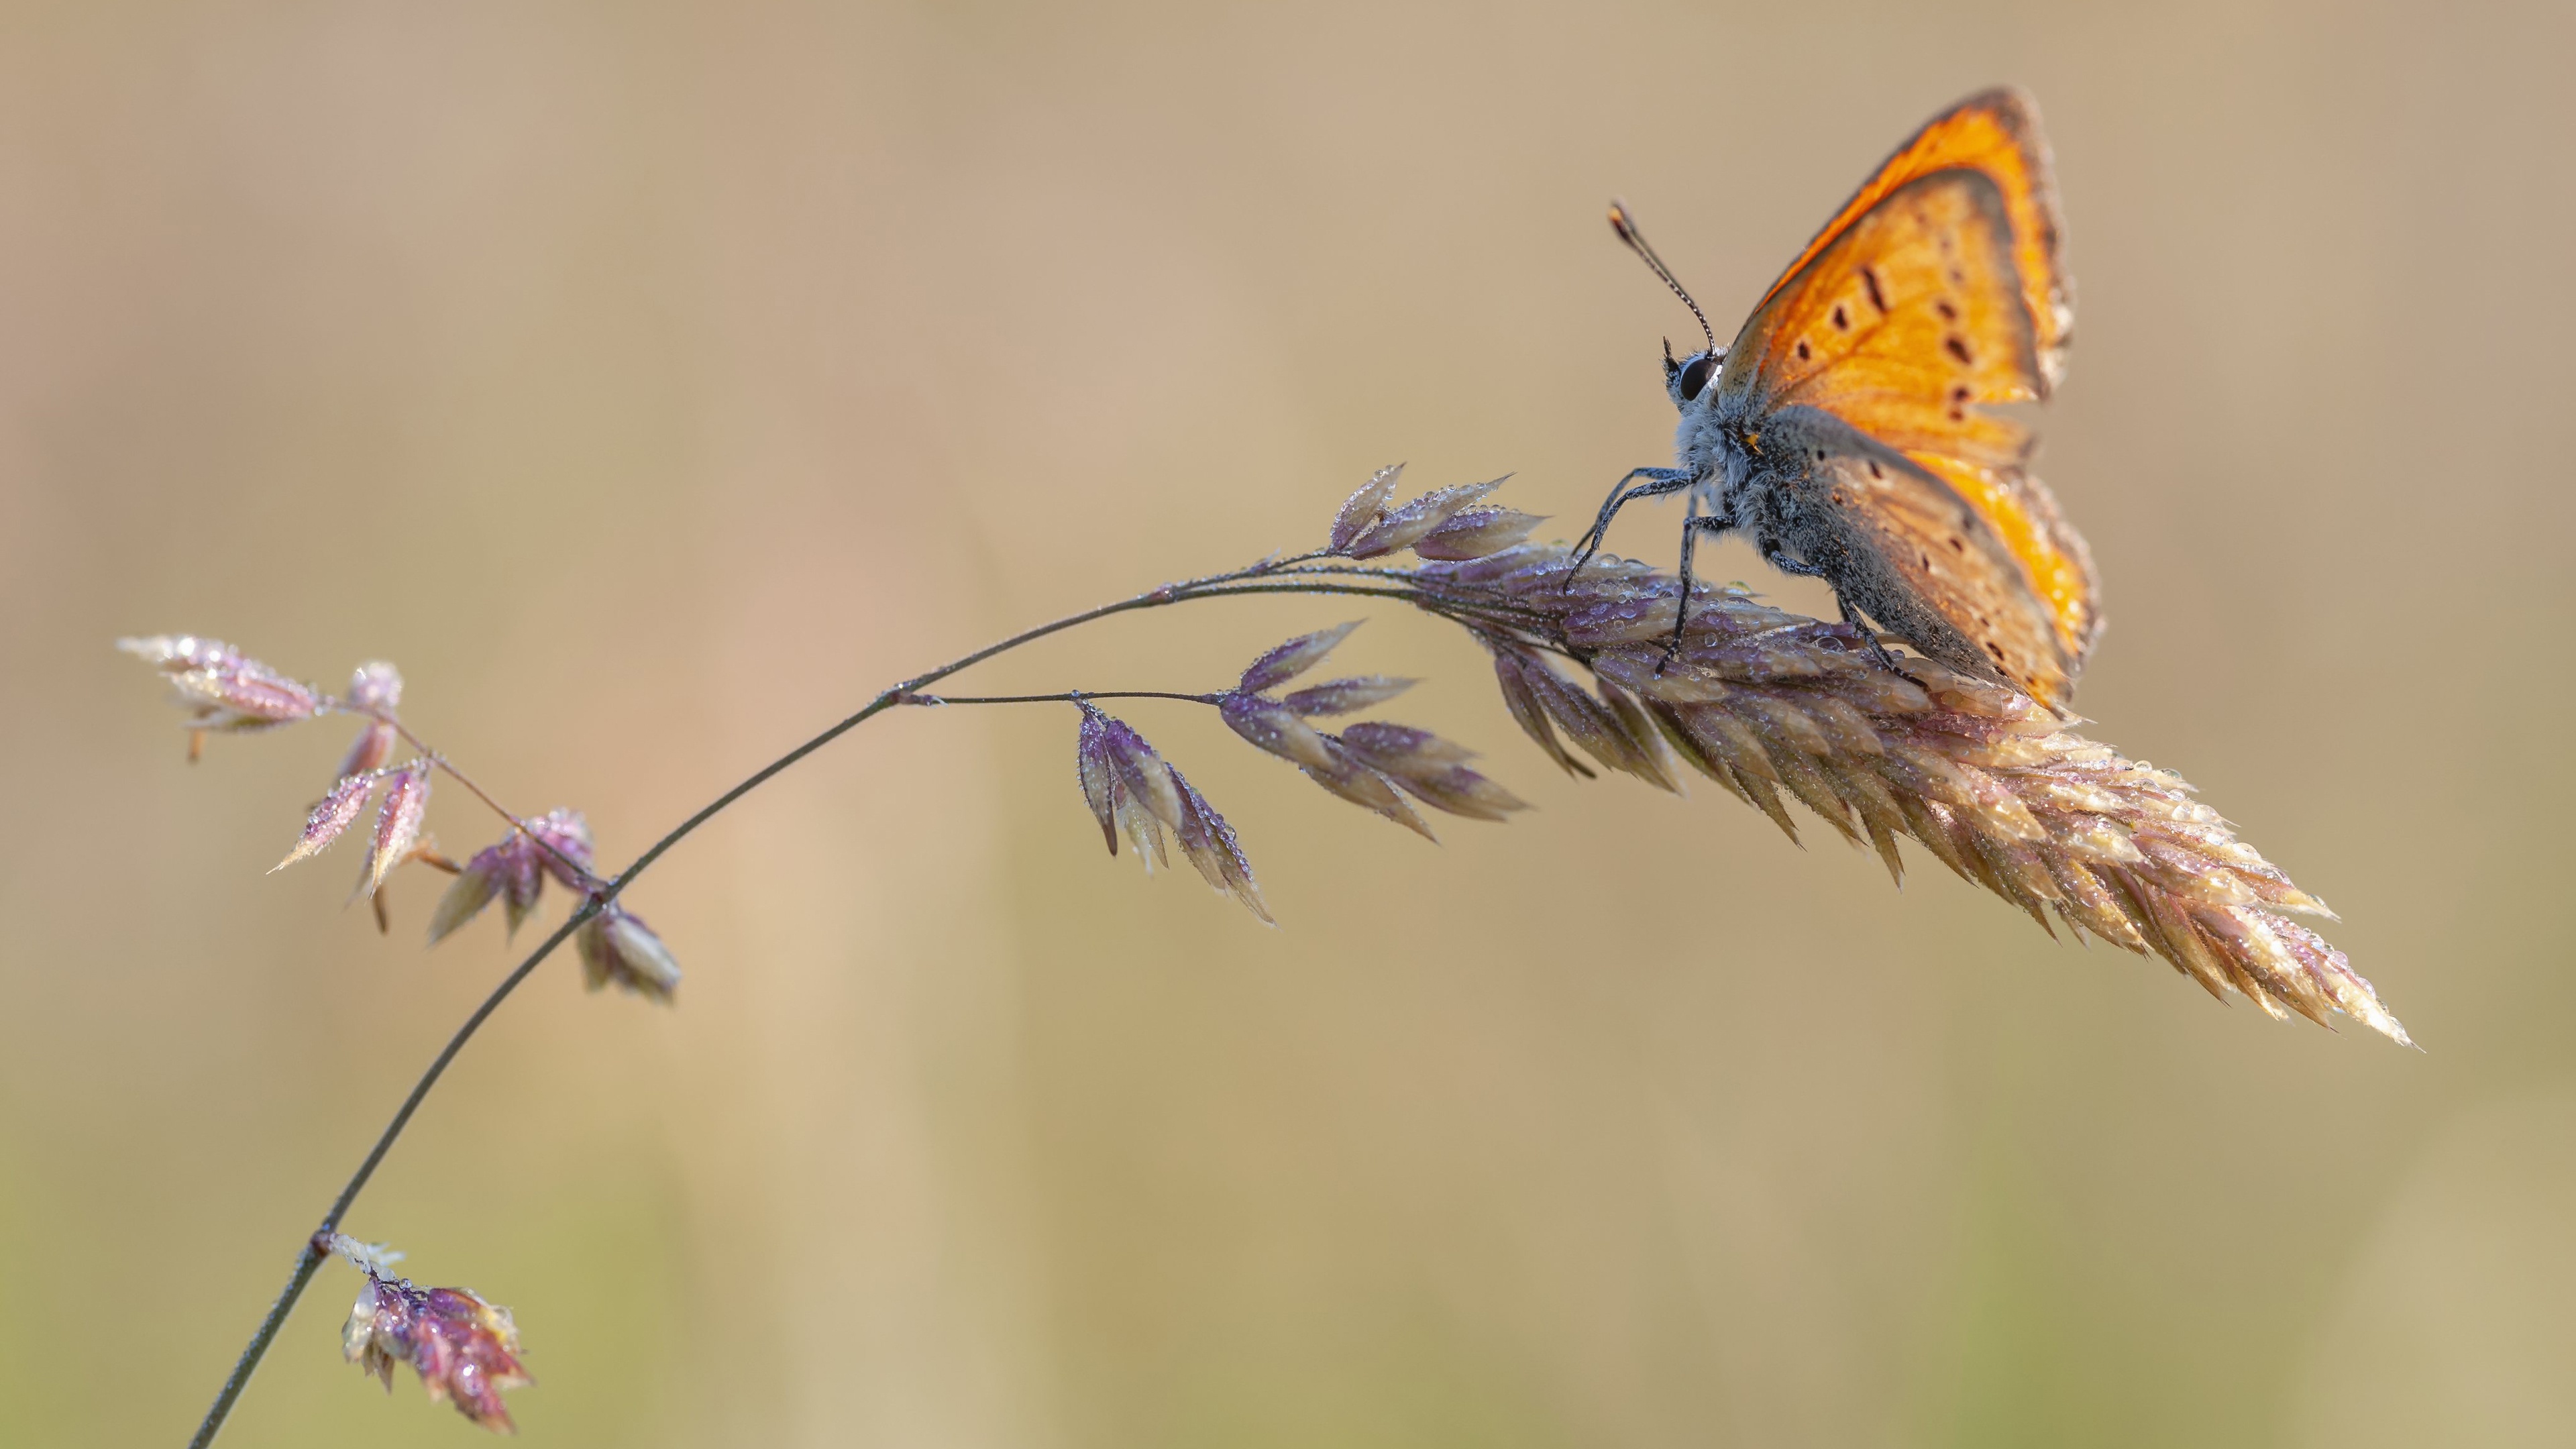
[4,1,2573,1443]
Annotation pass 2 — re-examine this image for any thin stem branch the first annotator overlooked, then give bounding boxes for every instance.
[1267,560,1499,584]
[341,707,601,890]
[1178,580,1559,637]
[901,690,1220,707]
[184,551,1373,1448]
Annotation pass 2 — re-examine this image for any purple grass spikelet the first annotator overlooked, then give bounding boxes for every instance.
[1217,691,1336,770]
[1169,765,1272,923]
[1075,707,1123,855]
[1338,476,1505,558]
[1237,621,1361,694]
[498,837,545,932]
[327,1233,531,1431]
[425,845,507,945]
[1299,735,1436,840]
[274,770,385,873]
[117,635,319,753]
[1071,705,1176,868]
[1097,714,1180,868]
[575,903,682,1002]
[1328,464,1403,553]
[1223,625,1512,841]
[1335,722,1529,822]
[1413,506,1547,561]
[1277,675,1415,717]
[333,662,405,780]
[1073,705,1267,912]
[360,761,432,898]
[1491,649,1594,780]
[1102,718,1182,830]
[431,810,595,943]
[527,808,596,891]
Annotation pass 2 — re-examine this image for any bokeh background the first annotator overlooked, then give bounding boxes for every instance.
[5,1,2573,1444]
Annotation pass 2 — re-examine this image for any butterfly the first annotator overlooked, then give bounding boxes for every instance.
[1573,87,2101,712]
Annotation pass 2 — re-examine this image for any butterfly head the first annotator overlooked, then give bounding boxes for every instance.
[1662,337,1724,410]
[1613,202,1722,411]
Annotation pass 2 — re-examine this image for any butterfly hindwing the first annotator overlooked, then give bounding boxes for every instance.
[1759,408,2088,706]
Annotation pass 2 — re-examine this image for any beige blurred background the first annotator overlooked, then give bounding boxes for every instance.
[5,1,2573,1444]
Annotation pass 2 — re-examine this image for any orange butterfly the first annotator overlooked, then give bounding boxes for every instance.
[1575,87,2101,711]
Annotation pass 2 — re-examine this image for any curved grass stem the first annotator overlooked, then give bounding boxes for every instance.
[184,549,1447,1448]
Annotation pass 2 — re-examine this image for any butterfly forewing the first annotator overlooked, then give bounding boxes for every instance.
[1750,87,2070,390]
[1718,168,2042,472]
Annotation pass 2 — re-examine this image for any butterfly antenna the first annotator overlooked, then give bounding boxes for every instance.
[1608,200,1717,358]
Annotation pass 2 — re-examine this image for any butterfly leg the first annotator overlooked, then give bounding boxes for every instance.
[1570,467,1694,579]
[1659,504,1735,674]
[1753,529,1829,581]
[1835,596,1925,687]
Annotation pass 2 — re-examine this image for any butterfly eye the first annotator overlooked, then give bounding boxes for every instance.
[1677,354,1716,402]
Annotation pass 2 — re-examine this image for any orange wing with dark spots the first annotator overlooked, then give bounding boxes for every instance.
[1790,437,2097,708]
[1753,87,2070,391]
[1713,88,2099,708]
[1721,168,2043,470]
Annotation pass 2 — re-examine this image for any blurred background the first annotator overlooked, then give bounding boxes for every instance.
[4,1,2572,1444]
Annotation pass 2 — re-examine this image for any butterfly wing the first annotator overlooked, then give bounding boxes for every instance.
[1712,88,2099,708]
[1758,406,2094,710]
[1743,86,2070,392]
